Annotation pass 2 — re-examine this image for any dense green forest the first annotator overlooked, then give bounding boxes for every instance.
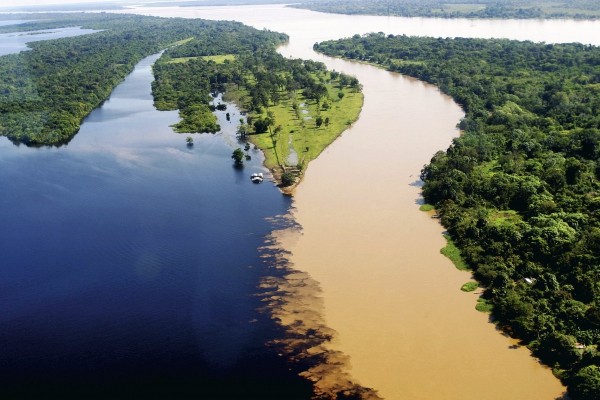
[150,26,287,133]
[0,14,285,146]
[294,0,600,19]
[316,34,600,399]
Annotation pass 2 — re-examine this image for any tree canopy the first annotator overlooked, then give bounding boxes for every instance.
[0,13,286,146]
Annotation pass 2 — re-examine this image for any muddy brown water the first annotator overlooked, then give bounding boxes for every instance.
[118,5,600,398]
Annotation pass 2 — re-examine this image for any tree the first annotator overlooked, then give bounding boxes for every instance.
[253,118,270,133]
[232,148,244,167]
[569,365,600,400]
[281,171,295,187]
[315,116,323,128]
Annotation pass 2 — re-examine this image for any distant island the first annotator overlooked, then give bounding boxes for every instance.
[315,33,600,400]
[293,0,600,19]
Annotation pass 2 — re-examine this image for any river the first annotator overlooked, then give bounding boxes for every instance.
[118,4,600,399]
[0,48,312,398]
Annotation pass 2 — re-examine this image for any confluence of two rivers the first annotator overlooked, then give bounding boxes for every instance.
[122,4,600,399]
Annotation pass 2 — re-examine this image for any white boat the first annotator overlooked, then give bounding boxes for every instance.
[250,172,264,183]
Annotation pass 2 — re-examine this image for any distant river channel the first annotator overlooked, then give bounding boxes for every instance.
[2,5,599,399]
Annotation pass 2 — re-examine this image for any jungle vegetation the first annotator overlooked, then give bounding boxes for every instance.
[0,13,285,146]
[293,0,600,19]
[316,33,600,399]
[0,13,362,187]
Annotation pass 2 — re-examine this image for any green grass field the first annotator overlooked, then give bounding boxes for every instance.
[475,298,494,313]
[441,233,469,271]
[168,54,236,64]
[461,281,479,292]
[419,204,435,212]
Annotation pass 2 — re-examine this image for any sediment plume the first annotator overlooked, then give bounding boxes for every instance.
[257,216,381,400]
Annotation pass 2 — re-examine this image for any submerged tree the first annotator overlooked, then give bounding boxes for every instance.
[281,171,295,187]
[232,148,245,167]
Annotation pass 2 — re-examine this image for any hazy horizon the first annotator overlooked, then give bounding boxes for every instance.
[0,0,208,9]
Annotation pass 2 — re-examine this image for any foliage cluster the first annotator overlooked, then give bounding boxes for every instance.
[0,13,284,145]
[461,281,479,292]
[292,0,600,19]
[316,33,600,398]
[151,25,286,133]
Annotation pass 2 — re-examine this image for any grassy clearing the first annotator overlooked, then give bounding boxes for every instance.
[461,281,479,292]
[223,79,363,175]
[167,54,236,64]
[202,54,236,64]
[170,37,194,46]
[419,204,435,212]
[489,210,522,227]
[167,56,199,64]
[476,298,494,313]
[389,59,426,67]
[441,233,469,271]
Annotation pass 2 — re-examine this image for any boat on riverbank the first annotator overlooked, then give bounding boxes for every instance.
[250,172,263,183]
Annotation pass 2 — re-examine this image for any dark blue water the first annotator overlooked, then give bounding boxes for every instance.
[0,53,310,399]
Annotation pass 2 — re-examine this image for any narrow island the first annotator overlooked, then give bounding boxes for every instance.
[315,33,600,399]
[151,34,363,191]
[292,0,600,20]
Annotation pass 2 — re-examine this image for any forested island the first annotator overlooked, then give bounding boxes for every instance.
[294,0,600,19]
[152,34,362,188]
[315,34,600,399]
[0,13,238,145]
